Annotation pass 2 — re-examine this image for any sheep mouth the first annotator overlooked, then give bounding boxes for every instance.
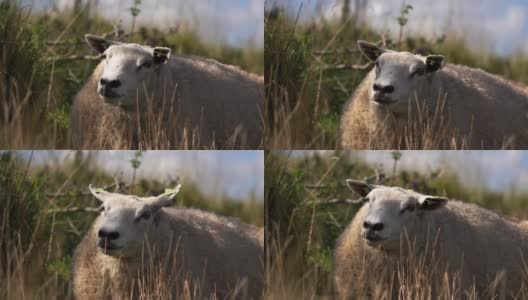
[98,89,122,100]
[372,97,396,105]
[97,240,122,252]
[101,94,122,101]
[363,234,387,245]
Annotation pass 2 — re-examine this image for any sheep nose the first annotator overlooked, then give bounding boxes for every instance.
[363,221,384,231]
[98,229,120,240]
[382,85,394,94]
[372,223,384,231]
[99,78,121,88]
[372,83,394,94]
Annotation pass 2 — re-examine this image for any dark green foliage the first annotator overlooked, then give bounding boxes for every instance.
[264,8,310,135]
[0,1,46,122]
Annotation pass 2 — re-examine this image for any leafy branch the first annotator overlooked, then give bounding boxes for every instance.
[397,3,413,44]
[129,0,142,34]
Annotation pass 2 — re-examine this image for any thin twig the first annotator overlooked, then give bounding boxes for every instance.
[46,24,127,46]
[312,48,360,55]
[303,198,363,205]
[46,176,123,197]
[305,173,388,190]
[45,54,103,62]
[45,207,100,214]
[319,62,373,70]
[351,62,373,69]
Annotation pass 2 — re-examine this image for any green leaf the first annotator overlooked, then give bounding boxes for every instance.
[163,187,180,196]
[95,188,105,193]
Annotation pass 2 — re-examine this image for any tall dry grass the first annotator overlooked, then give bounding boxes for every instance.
[2,233,254,300]
[341,92,476,150]
[73,239,255,300]
[73,85,260,150]
[266,195,528,300]
[333,231,528,300]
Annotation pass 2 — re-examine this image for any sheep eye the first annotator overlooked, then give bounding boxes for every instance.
[97,205,105,213]
[137,61,152,71]
[409,68,425,78]
[401,205,415,213]
[375,61,380,69]
[141,211,151,220]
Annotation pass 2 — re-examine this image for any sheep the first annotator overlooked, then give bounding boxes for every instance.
[520,221,528,231]
[340,41,528,149]
[72,185,263,299]
[71,34,264,150]
[333,180,528,299]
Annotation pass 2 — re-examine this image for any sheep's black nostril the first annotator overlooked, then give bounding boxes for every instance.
[363,221,370,228]
[373,84,381,91]
[98,229,107,238]
[108,80,121,88]
[372,223,384,231]
[107,231,120,240]
[382,85,394,94]
[99,78,108,85]
[98,229,119,240]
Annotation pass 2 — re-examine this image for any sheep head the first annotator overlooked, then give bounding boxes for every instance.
[357,40,445,117]
[88,184,181,258]
[346,179,447,252]
[85,34,171,108]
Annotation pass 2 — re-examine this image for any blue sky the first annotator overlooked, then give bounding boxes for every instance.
[14,150,263,201]
[22,0,263,47]
[291,151,528,193]
[268,0,528,56]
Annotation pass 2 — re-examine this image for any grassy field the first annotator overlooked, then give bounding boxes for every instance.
[264,4,528,149]
[0,1,263,149]
[264,151,528,299]
[0,151,263,299]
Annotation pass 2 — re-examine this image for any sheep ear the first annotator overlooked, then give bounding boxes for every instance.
[153,47,171,64]
[425,55,445,73]
[85,34,121,54]
[345,179,373,197]
[144,184,181,211]
[88,184,111,202]
[357,40,385,61]
[418,195,448,210]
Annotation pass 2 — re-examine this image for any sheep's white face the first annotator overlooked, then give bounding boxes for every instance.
[96,197,153,257]
[88,184,181,258]
[85,34,171,108]
[345,180,447,252]
[357,41,445,116]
